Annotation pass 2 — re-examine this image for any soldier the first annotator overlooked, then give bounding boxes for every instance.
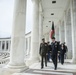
[63,42,68,59]
[39,38,48,69]
[60,43,66,65]
[57,41,61,62]
[51,37,58,70]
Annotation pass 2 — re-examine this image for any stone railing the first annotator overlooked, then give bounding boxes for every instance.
[0,32,31,66]
[25,32,31,56]
[0,51,10,64]
[0,38,11,52]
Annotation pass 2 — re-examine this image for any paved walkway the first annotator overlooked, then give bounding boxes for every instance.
[13,60,76,75]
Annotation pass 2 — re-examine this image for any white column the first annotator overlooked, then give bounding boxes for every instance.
[59,21,62,42]
[0,41,1,51]
[45,33,49,42]
[39,13,43,44]
[39,2,43,44]
[8,40,11,52]
[29,37,31,55]
[64,12,67,43]
[4,41,6,51]
[29,0,39,62]
[27,37,30,55]
[55,27,59,41]
[60,21,65,43]
[65,9,72,59]
[70,0,76,63]
[57,27,59,41]
[28,37,30,55]
[59,21,65,43]
[7,41,9,51]
[1,41,3,51]
[7,0,27,69]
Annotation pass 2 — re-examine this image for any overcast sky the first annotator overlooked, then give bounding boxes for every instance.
[0,0,32,38]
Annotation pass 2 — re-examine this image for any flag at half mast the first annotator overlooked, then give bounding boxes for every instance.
[50,21,55,39]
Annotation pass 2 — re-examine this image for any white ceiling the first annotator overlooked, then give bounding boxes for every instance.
[41,0,69,34]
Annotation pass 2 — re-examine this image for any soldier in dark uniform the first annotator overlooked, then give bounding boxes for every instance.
[51,37,58,70]
[57,41,61,62]
[39,38,48,69]
[63,42,68,59]
[60,43,66,65]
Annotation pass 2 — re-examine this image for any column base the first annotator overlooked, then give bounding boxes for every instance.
[25,57,40,66]
[71,58,76,64]
[0,67,28,75]
[0,63,29,75]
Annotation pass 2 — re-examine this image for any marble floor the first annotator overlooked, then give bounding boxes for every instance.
[12,60,76,75]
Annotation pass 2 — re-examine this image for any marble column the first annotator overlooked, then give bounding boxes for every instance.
[55,27,59,41]
[0,41,2,51]
[45,33,49,42]
[27,37,30,55]
[38,6,43,61]
[0,41,1,51]
[7,0,27,69]
[7,40,9,52]
[1,41,3,51]
[39,12,43,44]
[70,0,76,63]
[60,21,65,43]
[59,21,62,42]
[2,41,4,51]
[29,0,39,62]
[57,27,59,41]
[64,12,67,43]
[4,41,6,51]
[8,41,11,51]
[65,9,72,59]
[39,1,43,44]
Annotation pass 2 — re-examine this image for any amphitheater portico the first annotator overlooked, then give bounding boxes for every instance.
[0,0,76,75]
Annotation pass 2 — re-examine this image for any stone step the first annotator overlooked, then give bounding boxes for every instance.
[12,71,73,75]
[12,73,41,75]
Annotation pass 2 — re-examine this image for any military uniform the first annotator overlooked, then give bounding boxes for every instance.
[51,41,58,70]
[57,41,61,62]
[60,44,66,64]
[39,42,48,69]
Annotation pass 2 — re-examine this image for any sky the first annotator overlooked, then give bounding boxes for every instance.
[0,0,32,38]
